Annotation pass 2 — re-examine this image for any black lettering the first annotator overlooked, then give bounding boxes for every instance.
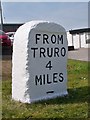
[40,47,46,57]
[61,47,66,57]
[43,74,45,85]
[46,61,52,70]
[57,35,63,44]
[53,73,58,83]
[47,74,52,84]
[46,91,54,94]
[47,48,53,57]
[54,47,59,57]
[36,34,41,44]
[43,34,49,44]
[51,34,56,44]
[31,48,38,58]
[59,73,64,82]
[35,75,42,85]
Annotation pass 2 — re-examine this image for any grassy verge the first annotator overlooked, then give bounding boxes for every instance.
[2,59,89,119]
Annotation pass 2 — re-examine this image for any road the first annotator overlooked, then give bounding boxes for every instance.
[1,48,90,61]
[68,48,90,61]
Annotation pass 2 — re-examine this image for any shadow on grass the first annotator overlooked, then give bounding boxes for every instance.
[2,80,88,105]
[2,83,89,120]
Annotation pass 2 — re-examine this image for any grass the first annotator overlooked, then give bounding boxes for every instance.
[1,58,89,119]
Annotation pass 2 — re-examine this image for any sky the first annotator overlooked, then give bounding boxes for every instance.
[1,1,89,31]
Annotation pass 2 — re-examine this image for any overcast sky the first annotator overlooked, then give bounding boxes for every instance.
[1,2,89,31]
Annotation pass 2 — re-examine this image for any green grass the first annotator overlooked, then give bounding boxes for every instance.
[2,59,89,119]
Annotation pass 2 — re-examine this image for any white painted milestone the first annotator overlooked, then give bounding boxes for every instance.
[12,20,68,103]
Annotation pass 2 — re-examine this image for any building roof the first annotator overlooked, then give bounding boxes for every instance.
[2,23,90,34]
[69,28,90,34]
[3,23,23,32]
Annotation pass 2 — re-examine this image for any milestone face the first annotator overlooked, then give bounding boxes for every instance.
[12,21,68,103]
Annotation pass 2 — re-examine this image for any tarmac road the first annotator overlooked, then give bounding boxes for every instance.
[1,48,90,61]
[68,48,90,62]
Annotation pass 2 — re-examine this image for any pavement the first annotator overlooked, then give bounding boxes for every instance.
[1,48,90,62]
[68,48,90,62]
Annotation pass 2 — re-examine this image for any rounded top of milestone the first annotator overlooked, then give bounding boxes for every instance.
[15,20,66,35]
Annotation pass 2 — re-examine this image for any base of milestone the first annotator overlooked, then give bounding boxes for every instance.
[12,91,68,103]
